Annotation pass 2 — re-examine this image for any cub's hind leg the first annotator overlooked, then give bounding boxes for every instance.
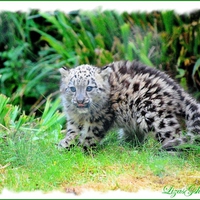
[118,128,146,146]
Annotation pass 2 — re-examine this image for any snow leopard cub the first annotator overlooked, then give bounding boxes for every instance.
[59,60,200,151]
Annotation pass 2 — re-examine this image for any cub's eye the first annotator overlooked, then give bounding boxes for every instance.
[86,86,93,92]
[69,87,76,92]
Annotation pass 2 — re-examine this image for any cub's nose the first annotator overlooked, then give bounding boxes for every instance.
[77,98,85,104]
[76,95,85,104]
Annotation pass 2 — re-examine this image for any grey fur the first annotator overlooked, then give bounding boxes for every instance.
[59,60,200,150]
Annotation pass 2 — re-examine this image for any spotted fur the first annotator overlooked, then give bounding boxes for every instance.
[59,60,200,150]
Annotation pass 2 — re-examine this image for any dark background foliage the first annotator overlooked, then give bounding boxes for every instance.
[0,9,199,115]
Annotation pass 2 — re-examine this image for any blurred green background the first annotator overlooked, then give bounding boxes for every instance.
[0,9,200,115]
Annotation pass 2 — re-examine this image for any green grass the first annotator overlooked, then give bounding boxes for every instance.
[0,94,200,193]
[1,134,200,193]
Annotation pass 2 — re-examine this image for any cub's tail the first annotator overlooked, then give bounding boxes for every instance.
[184,94,200,143]
[162,92,200,151]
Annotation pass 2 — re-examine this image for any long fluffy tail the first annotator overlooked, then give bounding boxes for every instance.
[184,94,200,143]
[162,93,200,150]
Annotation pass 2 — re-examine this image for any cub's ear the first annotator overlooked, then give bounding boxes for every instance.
[99,65,112,79]
[59,67,69,78]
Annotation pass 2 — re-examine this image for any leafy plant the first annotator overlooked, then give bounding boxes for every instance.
[1,10,200,116]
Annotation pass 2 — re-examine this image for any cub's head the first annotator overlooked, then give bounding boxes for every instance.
[59,64,111,114]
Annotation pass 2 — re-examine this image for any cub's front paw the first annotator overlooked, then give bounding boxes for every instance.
[58,139,71,149]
